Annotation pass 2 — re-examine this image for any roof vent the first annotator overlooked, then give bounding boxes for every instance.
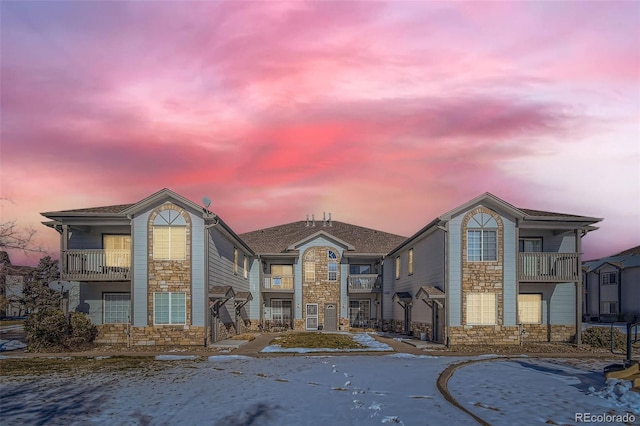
[323,212,326,227]
[306,214,309,227]
[312,214,315,227]
[329,212,332,227]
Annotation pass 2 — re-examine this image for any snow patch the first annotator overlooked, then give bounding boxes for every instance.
[261,333,393,353]
[207,355,253,362]
[588,379,640,413]
[386,353,439,359]
[0,340,27,352]
[155,355,198,361]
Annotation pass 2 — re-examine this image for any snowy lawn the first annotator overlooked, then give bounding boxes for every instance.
[1,354,638,425]
[262,332,393,353]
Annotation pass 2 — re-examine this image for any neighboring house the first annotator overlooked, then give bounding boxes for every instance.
[0,252,33,318]
[239,217,406,332]
[41,189,603,347]
[583,246,640,323]
[41,189,254,346]
[383,193,602,345]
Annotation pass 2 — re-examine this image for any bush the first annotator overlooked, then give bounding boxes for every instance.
[24,309,98,351]
[582,326,626,349]
[24,309,67,351]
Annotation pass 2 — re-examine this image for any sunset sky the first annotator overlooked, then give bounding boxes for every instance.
[1,1,639,266]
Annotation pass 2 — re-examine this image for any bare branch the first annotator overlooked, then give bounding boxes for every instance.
[0,220,45,253]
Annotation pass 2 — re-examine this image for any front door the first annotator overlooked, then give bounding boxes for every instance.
[324,303,337,331]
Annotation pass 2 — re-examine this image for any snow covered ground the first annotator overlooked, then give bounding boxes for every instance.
[1,353,638,425]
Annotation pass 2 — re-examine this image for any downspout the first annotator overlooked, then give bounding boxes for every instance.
[515,219,521,345]
[380,255,385,331]
[617,268,622,321]
[437,224,449,347]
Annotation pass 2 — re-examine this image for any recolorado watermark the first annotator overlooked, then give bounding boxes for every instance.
[575,412,636,423]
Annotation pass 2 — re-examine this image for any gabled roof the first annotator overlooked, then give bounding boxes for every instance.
[239,221,406,255]
[389,192,602,256]
[583,245,640,272]
[121,188,204,216]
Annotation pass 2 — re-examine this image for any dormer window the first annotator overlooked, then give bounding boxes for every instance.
[153,209,187,260]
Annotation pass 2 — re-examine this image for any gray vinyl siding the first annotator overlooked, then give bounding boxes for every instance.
[550,283,576,325]
[448,215,463,326]
[208,226,249,292]
[77,282,131,325]
[622,267,640,318]
[67,225,131,250]
[340,262,348,319]
[519,230,576,253]
[502,216,517,326]
[132,211,150,326]
[382,256,395,319]
[191,214,205,326]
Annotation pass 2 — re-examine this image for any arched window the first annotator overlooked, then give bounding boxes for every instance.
[467,213,497,261]
[328,250,338,281]
[304,249,316,282]
[153,209,187,260]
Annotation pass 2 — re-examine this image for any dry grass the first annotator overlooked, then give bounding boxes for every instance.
[230,333,257,341]
[272,332,365,349]
[0,356,173,377]
[0,320,25,327]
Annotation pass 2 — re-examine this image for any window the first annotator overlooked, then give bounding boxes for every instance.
[271,300,292,325]
[518,294,542,324]
[243,256,248,278]
[328,250,338,281]
[104,293,130,324]
[519,238,542,252]
[154,292,186,325]
[349,264,371,275]
[395,256,400,279]
[601,301,618,315]
[233,248,239,274]
[408,249,414,275]
[466,293,496,325]
[103,235,131,267]
[153,210,186,260]
[304,249,316,282]
[467,213,497,261]
[601,272,617,285]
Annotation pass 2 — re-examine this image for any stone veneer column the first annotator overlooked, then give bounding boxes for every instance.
[302,247,341,329]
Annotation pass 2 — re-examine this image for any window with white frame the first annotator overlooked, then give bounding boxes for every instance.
[243,256,248,278]
[304,249,316,282]
[467,213,497,261]
[104,293,130,324]
[395,256,400,279]
[306,303,318,329]
[154,292,186,325]
[328,250,338,281]
[466,293,497,325]
[408,249,414,275]
[601,301,618,314]
[233,248,239,274]
[153,210,187,260]
[601,272,617,285]
[518,293,542,324]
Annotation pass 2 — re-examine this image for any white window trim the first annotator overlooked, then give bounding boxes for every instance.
[466,293,497,325]
[467,229,497,262]
[103,292,131,324]
[152,226,187,260]
[408,248,414,275]
[153,292,186,325]
[395,256,400,280]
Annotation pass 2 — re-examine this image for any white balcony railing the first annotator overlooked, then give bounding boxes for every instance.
[348,274,381,292]
[63,249,131,281]
[518,252,579,282]
[262,274,294,291]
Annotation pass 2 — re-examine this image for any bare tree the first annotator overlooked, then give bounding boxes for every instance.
[0,220,42,253]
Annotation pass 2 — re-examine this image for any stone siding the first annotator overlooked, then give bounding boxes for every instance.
[522,324,576,343]
[302,247,341,330]
[448,325,520,345]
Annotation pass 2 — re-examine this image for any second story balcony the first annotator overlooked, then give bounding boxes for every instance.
[62,249,131,281]
[348,274,381,293]
[262,274,294,292]
[518,252,580,282]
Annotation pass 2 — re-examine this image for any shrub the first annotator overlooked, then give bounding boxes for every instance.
[24,309,67,351]
[24,310,98,351]
[582,326,626,350]
[68,312,98,347]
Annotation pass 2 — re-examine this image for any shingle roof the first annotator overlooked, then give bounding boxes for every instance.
[239,221,407,254]
[583,246,640,271]
[519,208,595,219]
[45,204,133,215]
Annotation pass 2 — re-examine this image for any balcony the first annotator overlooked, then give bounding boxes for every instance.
[518,252,580,282]
[262,275,294,292]
[62,249,131,281]
[348,274,381,293]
